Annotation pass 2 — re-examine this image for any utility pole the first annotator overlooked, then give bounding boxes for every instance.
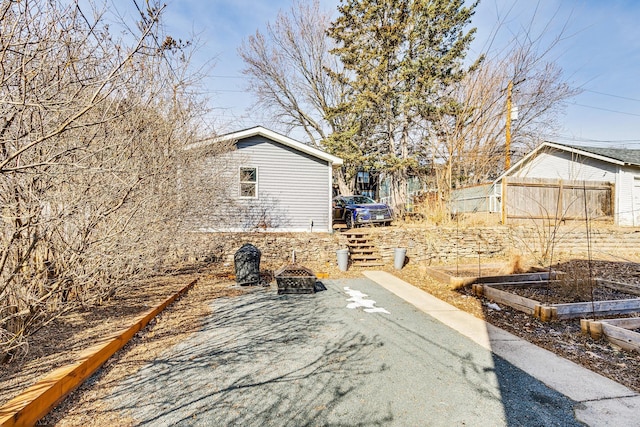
[505,80,513,170]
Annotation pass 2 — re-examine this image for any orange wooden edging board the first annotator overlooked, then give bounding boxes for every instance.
[0,279,198,427]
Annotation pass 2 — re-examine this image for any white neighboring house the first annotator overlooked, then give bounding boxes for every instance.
[184,126,343,233]
[495,141,640,226]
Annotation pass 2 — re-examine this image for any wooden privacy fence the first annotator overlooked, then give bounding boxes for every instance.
[502,177,614,223]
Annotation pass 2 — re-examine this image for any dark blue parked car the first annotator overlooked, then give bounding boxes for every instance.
[333,195,393,228]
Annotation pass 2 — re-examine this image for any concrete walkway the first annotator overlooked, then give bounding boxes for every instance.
[363,271,640,427]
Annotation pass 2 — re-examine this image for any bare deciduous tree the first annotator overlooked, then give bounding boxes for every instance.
[427,8,580,206]
[239,0,341,144]
[239,0,357,194]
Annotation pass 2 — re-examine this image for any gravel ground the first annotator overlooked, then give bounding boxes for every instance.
[49,278,583,426]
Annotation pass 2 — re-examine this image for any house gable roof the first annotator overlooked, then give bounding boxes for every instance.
[559,143,640,166]
[185,126,344,166]
[495,141,640,183]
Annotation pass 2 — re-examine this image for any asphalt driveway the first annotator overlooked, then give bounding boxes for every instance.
[103,278,582,426]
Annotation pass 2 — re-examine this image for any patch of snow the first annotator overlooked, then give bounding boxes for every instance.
[486,302,501,311]
[343,287,390,314]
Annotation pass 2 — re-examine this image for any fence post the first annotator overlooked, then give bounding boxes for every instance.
[501,178,507,224]
[558,179,564,221]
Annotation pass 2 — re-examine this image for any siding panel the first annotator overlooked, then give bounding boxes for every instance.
[513,150,617,182]
[193,136,332,232]
[245,136,329,231]
[617,166,636,226]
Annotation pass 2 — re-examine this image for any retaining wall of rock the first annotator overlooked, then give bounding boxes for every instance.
[178,225,640,268]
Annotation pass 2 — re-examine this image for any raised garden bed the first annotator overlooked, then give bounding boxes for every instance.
[0,279,199,426]
[423,263,508,287]
[581,317,640,353]
[472,274,640,321]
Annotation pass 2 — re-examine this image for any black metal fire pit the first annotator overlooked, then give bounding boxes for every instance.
[274,264,317,294]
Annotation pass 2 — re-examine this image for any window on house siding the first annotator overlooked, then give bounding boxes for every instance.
[240,167,257,198]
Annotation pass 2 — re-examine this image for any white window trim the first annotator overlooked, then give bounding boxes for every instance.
[239,166,258,199]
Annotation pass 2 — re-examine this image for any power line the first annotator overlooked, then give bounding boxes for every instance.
[544,133,640,144]
[583,89,640,103]
[570,102,640,117]
[560,137,640,144]
[210,75,245,79]
[202,89,247,93]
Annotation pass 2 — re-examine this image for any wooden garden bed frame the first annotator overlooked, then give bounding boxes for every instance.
[581,318,640,353]
[472,274,640,322]
[423,263,507,288]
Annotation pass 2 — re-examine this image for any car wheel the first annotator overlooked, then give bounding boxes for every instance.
[345,212,354,229]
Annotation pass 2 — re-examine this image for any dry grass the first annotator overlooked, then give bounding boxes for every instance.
[40,266,246,426]
[500,253,529,275]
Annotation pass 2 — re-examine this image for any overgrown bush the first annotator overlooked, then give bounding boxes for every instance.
[0,0,216,360]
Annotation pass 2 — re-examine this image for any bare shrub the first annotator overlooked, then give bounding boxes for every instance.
[411,193,451,226]
[501,254,528,275]
[0,0,213,360]
[553,264,594,304]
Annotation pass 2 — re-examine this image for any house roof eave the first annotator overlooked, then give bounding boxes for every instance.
[185,125,344,166]
[493,140,627,184]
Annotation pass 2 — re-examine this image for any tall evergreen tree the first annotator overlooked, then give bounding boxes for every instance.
[327,0,479,211]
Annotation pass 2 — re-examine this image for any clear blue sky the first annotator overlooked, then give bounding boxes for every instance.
[110,0,640,147]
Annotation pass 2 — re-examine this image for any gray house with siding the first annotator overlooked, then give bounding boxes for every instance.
[495,141,640,226]
[184,126,343,233]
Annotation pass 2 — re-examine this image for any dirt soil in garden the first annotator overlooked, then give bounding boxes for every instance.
[501,259,640,304]
[0,257,639,426]
[507,284,636,305]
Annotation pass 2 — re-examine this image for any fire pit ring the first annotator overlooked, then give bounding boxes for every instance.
[274,264,317,294]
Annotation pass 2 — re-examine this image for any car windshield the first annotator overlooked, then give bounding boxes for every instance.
[346,196,376,205]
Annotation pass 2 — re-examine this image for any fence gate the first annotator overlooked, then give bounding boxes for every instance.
[502,177,613,223]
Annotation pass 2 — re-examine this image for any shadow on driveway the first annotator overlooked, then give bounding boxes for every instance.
[102,279,582,426]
